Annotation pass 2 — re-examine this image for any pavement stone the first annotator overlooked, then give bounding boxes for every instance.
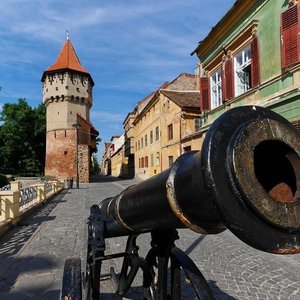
[0,175,299,299]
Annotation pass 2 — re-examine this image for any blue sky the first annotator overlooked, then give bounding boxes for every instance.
[0,0,235,159]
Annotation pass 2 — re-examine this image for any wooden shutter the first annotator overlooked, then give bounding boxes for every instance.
[251,36,260,87]
[200,77,210,111]
[224,58,234,100]
[281,4,300,68]
[221,62,226,101]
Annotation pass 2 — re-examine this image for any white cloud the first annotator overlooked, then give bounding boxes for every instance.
[91,111,125,123]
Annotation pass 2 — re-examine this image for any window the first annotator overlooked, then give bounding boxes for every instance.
[145,156,148,168]
[155,126,160,141]
[210,68,222,109]
[200,36,260,110]
[145,134,148,147]
[138,141,140,150]
[151,154,154,167]
[141,157,144,168]
[141,138,144,149]
[135,142,137,151]
[195,118,201,132]
[156,152,160,166]
[150,130,153,144]
[281,4,300,68]
[234,46,251,96]
[168,156,174,167]
[168,124,173,140]
[183,146,191,153]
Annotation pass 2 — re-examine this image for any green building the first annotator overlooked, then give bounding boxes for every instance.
[192,0,300,132]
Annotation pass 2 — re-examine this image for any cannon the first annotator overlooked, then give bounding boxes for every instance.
[61,106,300,300]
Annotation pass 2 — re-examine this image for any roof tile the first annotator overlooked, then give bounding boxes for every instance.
[46,39,89,74]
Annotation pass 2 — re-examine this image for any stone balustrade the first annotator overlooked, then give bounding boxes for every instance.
[0,180,64,233]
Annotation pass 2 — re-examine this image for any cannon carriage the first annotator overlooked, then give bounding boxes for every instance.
[61,106,300,300]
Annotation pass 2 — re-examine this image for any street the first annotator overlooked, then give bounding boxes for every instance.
[0,175,299,299]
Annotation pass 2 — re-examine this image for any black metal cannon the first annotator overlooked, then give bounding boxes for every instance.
[61,106,300,300]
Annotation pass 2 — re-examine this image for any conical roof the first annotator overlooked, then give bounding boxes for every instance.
[42,38,94,84]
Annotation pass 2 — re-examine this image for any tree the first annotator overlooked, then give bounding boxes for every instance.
[92,154,100,174]
[0,99,46,175]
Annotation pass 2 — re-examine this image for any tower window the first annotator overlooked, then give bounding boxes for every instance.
[66,86,69,90]
[70,111,72,115]
[64,150,68,155]
[55,87,58,91]
[77,88,80,92]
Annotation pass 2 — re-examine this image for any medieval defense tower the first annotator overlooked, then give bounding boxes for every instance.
[42,37,98,183]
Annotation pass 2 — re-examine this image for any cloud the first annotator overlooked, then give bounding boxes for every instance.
[91,110,125,123]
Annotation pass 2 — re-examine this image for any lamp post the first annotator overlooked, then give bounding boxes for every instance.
[72,122,81,189]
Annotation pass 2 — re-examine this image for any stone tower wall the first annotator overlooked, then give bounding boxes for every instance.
[78,144,90,183]
[43,41,96,183]
[45,129,76,180]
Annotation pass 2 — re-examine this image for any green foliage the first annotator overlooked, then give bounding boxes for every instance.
[0,174,9,188]
[92,154,100,174]
[0,98,46,175]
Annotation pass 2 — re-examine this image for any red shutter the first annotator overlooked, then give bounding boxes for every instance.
[221,62,226,101]
[251,36,260,87]
[224,58,234,100]
[200,77,210,111]
[281,4,300,68]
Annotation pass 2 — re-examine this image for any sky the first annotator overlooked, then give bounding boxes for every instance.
[0,0,235,160]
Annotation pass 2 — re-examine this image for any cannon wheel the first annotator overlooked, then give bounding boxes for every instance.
[61,258,82,300]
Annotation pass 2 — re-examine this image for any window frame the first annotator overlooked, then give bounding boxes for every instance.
[168,155,174,167]
[155,126,160,141]
[210,68,222,109]
[234,45,252,97]
[167,124,173,140]
[195,118,201,132]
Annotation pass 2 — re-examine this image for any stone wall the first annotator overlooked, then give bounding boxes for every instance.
[45,129,76,180]
[78,144,90,183]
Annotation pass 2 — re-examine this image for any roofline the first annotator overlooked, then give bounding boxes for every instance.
[191,0,244,57]
[41,68,95,86]
[76,113,99,135]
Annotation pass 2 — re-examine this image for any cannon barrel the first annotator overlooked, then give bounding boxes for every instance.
[100,106,300,254]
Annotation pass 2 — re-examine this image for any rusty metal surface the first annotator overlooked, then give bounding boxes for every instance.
[232,118,300,229]
[100,106,300,254]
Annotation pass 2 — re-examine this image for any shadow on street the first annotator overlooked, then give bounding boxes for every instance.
[91,174,134,183]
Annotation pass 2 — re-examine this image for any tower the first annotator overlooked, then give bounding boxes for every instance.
[42,37,98,182]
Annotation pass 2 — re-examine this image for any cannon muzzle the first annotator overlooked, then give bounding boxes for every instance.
[100,106,300,254]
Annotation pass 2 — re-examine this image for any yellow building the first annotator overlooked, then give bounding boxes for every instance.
[111,144,128,178]
[131,73,201,180]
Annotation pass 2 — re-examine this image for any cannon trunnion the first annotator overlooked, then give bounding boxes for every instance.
[62,106,300,300]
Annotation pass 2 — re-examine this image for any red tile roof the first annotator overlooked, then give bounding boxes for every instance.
[76,113,99,134]
[46,39,89,74]
[160,90,200,110]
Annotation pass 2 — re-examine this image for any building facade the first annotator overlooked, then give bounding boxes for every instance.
[42,37,98,182]
[192,0,300,132]
[131,73,201,180]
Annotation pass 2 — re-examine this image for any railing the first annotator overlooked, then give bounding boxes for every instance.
[19,186,38,209]
[0,180,64,227]
[0,184,11,191]
[45,181,53,193]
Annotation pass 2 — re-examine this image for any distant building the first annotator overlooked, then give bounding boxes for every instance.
[122,73,201,180]
[42,37,99,182]
[101,142,112,175]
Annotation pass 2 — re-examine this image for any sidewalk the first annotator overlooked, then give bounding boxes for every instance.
[0,175,139,300]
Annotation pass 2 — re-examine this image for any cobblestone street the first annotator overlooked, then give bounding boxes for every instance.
[0,175,299,299]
